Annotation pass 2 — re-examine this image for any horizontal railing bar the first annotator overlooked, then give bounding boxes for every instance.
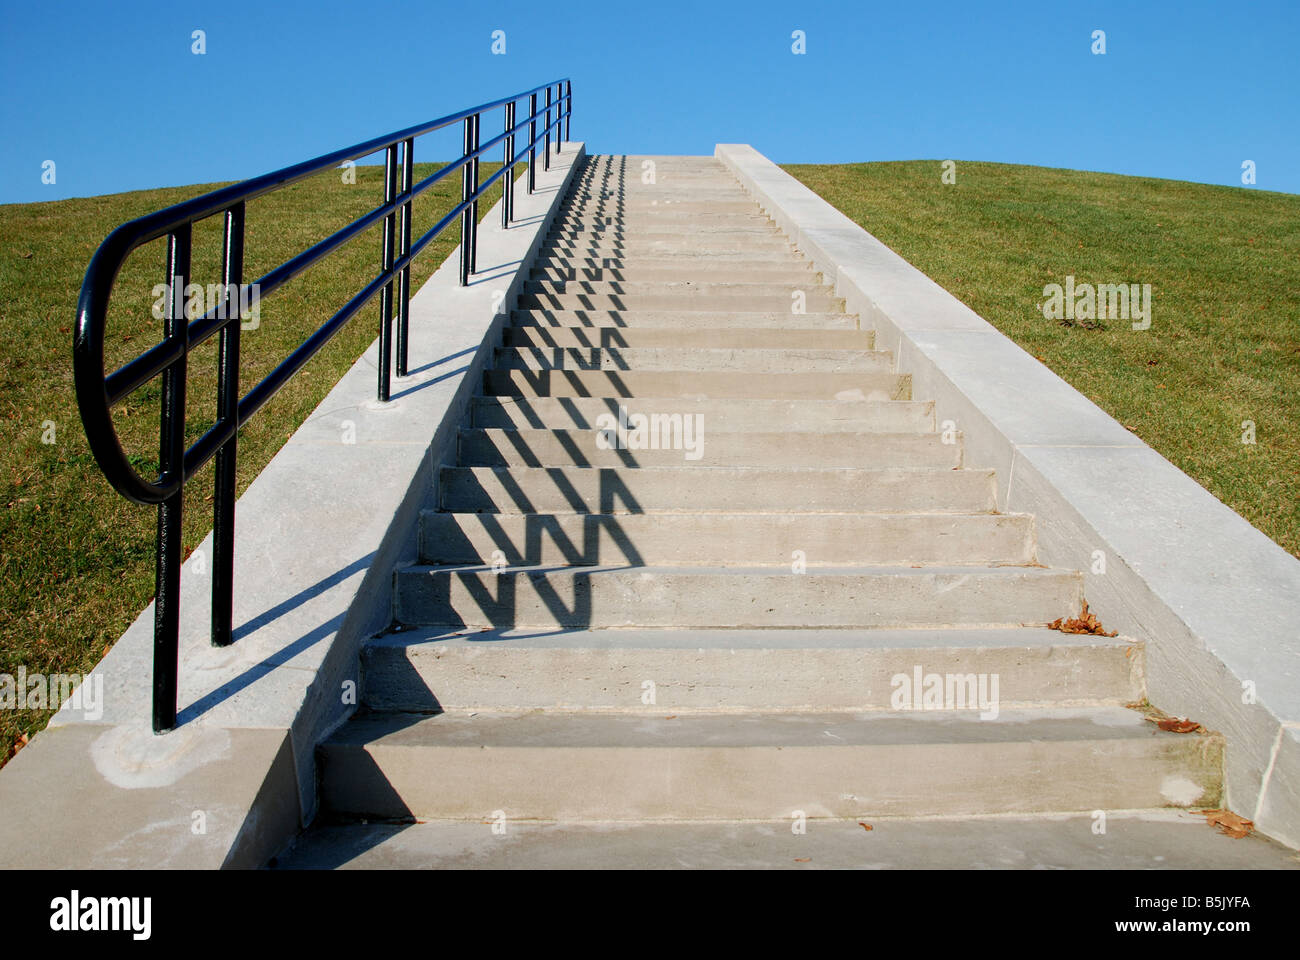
[234,268,391,427]
[103,129,556,414]
[87,79,570,254]
[104,337,185,406]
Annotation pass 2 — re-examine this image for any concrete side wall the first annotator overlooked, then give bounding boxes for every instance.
[716,143,1300,849]
[0,144,586,869]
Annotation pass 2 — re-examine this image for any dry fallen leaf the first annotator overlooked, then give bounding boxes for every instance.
[1198,809,1254,839]
[5,733,30,763]
[793,857,811,863]
[1147,717,1202,734]
[1047,601,1117,637]
[858,822,872,832]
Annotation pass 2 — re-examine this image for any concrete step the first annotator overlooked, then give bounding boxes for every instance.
[551,213,773,229]
[540,237,795,255]
[317,706,1221,821]
[484,369,909,400]
[536,248,805,264]
[274,812,1297,870]
[438,465,996,514]
[511,309,860,330]
[360,626,1140,713]
[523,279,833,299]
[491,346,891,373]
[548,225,780,241]
[501,327,872,351]
[455,428,959,469]
[418,511,1031,565]
[530,264,818,283]
[517,292,843,312]
[565,189,752,202]
[546,227,780,243]
[540,238,795,256]
[391,563,1082,629]
[470,397,931,433]
[557,200,760,215]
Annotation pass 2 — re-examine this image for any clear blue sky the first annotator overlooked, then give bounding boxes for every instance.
[2,0,1296,204]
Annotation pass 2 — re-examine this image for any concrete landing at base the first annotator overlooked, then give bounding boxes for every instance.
[273,812,1300,870]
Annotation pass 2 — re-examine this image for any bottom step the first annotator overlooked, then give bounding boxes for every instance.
[319,707,1222,821]
[273,812,1299,870]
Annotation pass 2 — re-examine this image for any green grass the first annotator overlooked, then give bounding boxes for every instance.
[786,160,1300,560]
[0,159,520,763]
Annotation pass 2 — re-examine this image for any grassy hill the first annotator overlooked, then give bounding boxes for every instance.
[787,160,1299,561]
[0,161,514,762]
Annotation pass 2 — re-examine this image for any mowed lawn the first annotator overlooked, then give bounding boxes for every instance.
[787,160,1299,560]
[0,159,519,762]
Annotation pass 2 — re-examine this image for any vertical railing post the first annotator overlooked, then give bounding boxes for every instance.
[544,86,552,171]
[212,203,244,651]
[502,101,514,229]
[555,83,562,155]
[377,144,398,401]
[565,80,572,142]
[396,137,413,377]
[528,93,537,194]
[154,224,191,734]
[470,112,480,275]
[460,116,474,285]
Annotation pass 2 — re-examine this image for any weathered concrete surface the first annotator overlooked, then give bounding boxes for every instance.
[437,464,997,514]
[272,813,1300,870]
[484,368,909,399]
[361,627,1140,713]
[417,511,1035,565]
[393,564,1083,629]
[0,722,298,869]
[0,143,587,869]
[316,707,1221,821]
[470,396,934,432]
[456,427,955,468]
[492,345,894,372]
[716,142,1300,849]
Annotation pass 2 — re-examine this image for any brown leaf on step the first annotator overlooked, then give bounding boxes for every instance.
[664,715,677,720]
[858,822,872,831]
[1147,717,1202,734]
[5,733,30,763]
[794,857,811,862]
[1047,601,1117,637]
[1197,809,1254,839]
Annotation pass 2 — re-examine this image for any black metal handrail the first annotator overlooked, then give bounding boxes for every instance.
[73,79,573,732]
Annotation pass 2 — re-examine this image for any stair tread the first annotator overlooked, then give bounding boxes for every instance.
[367,625,1128,651]
[273,814,1298,870]
[400,562,1073,577]
[324,705,1196,750]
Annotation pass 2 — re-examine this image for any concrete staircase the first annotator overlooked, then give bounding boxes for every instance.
[277,156,1241,867]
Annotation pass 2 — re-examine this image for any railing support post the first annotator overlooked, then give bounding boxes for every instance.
[565,80,571,142]
[502,101,514,229]
[212,203,244,651]
[397,137,413,377]
[377,144,398,400]
[154,225,191,734]
[528,93,537,194]
[544,86,552,171]
[470,112,480,275]
[460,116,474,285]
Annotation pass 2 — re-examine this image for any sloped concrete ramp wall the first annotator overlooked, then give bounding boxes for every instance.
[716,143,1300,850]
